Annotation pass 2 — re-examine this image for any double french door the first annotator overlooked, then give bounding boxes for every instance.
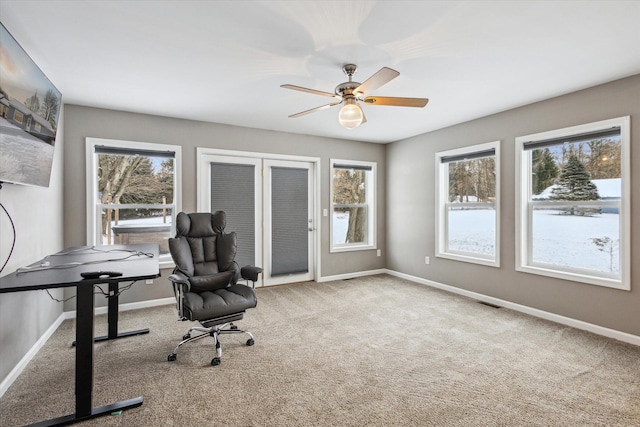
[198,152,316,287]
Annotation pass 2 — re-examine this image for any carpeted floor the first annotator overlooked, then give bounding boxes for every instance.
[1,275,639,426]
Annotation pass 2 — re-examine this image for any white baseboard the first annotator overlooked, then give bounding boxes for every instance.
[0,311,66,398]
[386,269,640,347]
[318,269,387,283]
[63,297,175,319]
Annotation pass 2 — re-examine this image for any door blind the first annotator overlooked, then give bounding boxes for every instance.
[210,162,255,269]
[271,167,308,276]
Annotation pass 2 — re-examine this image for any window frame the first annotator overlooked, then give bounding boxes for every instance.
[85,137,182,268]
[330,159,377,253]
[435,141,501,267]
[515,116,630,290]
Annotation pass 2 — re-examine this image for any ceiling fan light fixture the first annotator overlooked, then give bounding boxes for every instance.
[338,98,363,129]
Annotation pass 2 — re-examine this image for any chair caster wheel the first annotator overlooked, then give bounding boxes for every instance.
[230,325,238,330]
[211,357,221,366]
[182,333,191,340]
[246,338,255,346]
[168,353,177,362]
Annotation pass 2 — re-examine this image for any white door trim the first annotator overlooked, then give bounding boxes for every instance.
[196,148,321,285]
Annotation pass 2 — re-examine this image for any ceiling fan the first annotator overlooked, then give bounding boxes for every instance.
[281,64,429,129]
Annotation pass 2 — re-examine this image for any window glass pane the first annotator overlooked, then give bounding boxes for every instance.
[333,206,367,244]
[333,168,367,204]
[331,162,373,250]
[97,154,175,204]
[96,153,175,254]
[448,157,495,203]
[446,206,495,257]
[444,155,496,259]
[101,207,173,255]
[530,137,621,199]
[528,135,621,277]
[530,206,619,276]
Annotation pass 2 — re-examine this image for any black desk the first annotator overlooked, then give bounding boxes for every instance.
[0,244,160,427]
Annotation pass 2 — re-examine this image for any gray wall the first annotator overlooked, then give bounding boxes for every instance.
[62,105,387,310]
[387,74,640,336]
[0,108,65,386]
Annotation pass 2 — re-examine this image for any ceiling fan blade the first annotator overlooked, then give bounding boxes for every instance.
[354,67,400,95]
[363,96,429,108]
[288,101,342,118]
[281,84,340,99]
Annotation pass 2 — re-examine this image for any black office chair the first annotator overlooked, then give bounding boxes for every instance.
[167,211,261,366]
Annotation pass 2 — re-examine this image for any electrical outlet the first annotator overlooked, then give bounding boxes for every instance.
[145,279,154,285]
[323,208,328,217]
[424,256,430,265]
[377,249,381,257]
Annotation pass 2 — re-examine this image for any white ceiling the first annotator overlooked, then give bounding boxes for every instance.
[1,1,639,144]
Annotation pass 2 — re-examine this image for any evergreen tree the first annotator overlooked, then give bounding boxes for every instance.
[531,148,559,194]
[550,154,599,215]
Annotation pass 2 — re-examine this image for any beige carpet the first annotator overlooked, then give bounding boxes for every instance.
[1,275,639,426]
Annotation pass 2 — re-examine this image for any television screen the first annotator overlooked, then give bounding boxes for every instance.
[0,22,62,188]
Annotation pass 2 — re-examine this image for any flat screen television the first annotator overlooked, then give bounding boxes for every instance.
[0,22,62,188]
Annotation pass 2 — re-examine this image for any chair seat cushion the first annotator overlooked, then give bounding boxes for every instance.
[188,271,234,293]
[183,284,257,321]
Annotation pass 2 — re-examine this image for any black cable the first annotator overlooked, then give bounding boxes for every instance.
[0,190,17,275]
[45,281,137,303]
[94,281,137,298]
[44,289,76,303]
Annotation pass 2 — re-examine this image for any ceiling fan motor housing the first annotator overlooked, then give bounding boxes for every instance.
[336,64,362,97]
[335,82,362,97]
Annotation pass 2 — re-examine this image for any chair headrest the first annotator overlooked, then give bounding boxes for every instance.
[175,211,226,237]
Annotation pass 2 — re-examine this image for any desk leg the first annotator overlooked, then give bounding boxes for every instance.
[71,281,149,346]
[24,285,143,427]
[75,284,95,417]
[99,280,149,342]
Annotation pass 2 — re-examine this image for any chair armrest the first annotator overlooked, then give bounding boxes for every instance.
[241,265,263,283]
[168,271,190,320]
[169,272,190,291]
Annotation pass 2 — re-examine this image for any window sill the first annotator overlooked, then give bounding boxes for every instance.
[330,244,376,253]
[516,264,628,291]
[436,252,499,268]
[159,258,175,270]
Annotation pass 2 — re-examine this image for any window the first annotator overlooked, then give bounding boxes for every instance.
[436,141,500,267]
[86,138,182,267]
[330,160,376,252]
[515,117,630,290]
[13,110,23,123]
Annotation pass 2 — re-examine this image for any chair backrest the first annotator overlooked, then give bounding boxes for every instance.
[168,211,237,280]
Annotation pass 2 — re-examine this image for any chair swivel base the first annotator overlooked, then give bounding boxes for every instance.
[167,322,254,366]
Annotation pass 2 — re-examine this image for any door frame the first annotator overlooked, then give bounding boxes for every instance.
[197,148,321,286]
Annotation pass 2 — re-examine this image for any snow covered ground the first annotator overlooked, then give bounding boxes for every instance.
[446,208,619,274]
[0,117,55,187]
[107,210,619,276]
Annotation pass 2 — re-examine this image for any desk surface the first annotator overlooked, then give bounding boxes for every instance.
[0,243,160,426]
[0,244,160,293]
